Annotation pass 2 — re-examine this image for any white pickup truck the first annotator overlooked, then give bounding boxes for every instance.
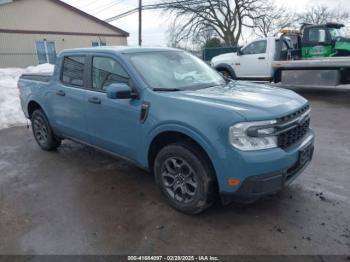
[211,36,350,88]
[211,37,288,81]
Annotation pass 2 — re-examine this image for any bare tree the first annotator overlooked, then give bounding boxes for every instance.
[192,27,219,47]
[167,18,218,49]
[298,5,350,25]
[253,3,297,37]
[162,0,270,47]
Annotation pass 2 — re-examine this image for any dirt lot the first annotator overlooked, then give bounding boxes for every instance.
[0,87,349,255]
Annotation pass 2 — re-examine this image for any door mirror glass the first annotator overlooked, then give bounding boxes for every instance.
[106,83,137,99]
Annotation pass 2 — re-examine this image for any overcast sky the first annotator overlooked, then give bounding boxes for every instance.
[63,0,349,47]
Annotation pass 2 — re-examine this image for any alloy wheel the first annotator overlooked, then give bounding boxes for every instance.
[161,157,198,203]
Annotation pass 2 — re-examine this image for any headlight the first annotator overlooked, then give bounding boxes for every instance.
[229,120,278,151]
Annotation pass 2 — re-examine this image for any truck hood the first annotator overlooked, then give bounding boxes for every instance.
[163,81,307,120]
[211,52,237,64]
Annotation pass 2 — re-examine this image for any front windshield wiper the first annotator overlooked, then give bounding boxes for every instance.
[152,88,182,92]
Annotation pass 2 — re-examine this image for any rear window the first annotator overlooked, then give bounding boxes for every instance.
[61,56,85,87]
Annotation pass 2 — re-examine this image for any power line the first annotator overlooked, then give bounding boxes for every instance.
[104,0,200,22]
[104,0,202,46]
[79,0,100,9]
[92,0,123,15]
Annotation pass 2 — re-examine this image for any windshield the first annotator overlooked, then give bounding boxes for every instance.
[329,27,346,39]
[127,51,225,91]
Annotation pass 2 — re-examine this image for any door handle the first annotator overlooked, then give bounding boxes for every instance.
[88,97,101,104]
[56,90,65,96]
[258,57,266,60]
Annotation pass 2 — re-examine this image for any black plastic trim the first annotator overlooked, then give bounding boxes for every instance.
[220,144,314,205]
[140,102,150,123]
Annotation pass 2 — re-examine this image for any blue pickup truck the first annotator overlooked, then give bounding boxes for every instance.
[18,47,314,214]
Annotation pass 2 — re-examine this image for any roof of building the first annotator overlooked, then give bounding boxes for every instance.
[50,0,129,37]
[0,0,129,37]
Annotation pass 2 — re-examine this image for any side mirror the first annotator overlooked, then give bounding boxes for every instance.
[106,83,138,99]
[237,47,243,56]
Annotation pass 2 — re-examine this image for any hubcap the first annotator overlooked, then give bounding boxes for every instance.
[161,157,198,203]
[33,116,48,145]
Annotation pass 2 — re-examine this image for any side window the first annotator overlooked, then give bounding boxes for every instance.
[61,56,85,87]
[308,28,327,42]
[242,40,267,55]
[309,28,320,42]
[92,57,129,91]
[282,41,289,51]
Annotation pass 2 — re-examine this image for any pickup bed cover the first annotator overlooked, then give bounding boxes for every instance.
[20,73,52,82]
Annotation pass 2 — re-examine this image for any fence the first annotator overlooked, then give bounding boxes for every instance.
[202,46,238,62]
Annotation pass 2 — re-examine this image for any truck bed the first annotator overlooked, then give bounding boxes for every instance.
[272,57,350,69]
[272,57,350,87]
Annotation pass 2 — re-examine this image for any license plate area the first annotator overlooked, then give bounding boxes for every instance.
[299,143,314,166]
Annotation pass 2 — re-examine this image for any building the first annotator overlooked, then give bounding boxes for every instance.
[0,0,129,68]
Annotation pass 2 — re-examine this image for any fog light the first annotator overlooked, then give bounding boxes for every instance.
[227,178,240,186]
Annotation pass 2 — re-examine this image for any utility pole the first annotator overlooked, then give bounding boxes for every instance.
[138,0,142,46]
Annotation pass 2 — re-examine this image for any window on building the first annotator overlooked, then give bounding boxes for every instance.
[92,40,107,47]
[92,56,129,91]
[35,40,57,64]
[61,56,85,87]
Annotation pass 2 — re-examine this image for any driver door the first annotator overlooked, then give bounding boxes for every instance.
[235,40,269,78]
[85,55,142,160]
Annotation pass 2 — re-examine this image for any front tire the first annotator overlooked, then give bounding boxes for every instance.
[31,109,61,151]
[217,68,235,79]
[154,142,216,214]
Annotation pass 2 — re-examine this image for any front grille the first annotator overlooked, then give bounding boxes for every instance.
[278,118,310,149]
[276,104,311,149]
[277,104,310,123]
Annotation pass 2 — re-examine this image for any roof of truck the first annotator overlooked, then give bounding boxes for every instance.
[60,46,180,55]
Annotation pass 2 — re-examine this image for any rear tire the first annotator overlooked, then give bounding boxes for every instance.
[154,142,216,214]
[31,109,61,151]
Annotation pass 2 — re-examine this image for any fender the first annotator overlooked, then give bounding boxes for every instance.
[141,122,220,174]
[215,63,236,78]
[25,95,43,117]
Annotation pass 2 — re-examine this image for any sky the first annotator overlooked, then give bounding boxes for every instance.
[63,0,350,47]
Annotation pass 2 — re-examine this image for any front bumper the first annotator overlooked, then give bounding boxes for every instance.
[219,132,315,204]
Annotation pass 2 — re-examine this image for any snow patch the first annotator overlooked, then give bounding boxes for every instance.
[0,64,54,130]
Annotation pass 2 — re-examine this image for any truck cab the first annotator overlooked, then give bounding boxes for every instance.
[301,23,350,58]
[211,37,291,81]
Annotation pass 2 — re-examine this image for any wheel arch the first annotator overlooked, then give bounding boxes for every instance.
[27,100,43,119]
[214,63,236,79]
[147,127,218,181]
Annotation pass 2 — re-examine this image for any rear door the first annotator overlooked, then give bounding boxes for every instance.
[235,40,269,78]
[48,55,89,141]
[85,55,141,160]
